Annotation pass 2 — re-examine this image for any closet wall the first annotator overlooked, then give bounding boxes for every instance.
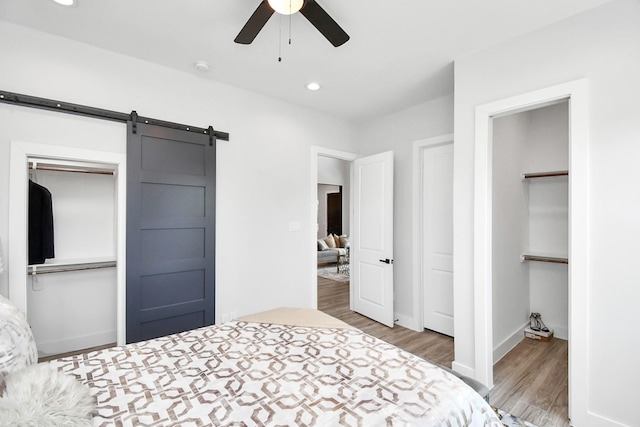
[27,161,117,357]
[492,101,569,361]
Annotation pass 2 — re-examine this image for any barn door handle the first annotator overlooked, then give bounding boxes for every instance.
[379,259,392,264]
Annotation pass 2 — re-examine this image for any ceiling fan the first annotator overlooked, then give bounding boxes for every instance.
[234,0,350,47]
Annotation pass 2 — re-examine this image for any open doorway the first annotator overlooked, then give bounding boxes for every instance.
[473,79,588,424]
[316,157,351,292]
[309,148,357,311]
[489,101,569,423]
[310,147,395,328]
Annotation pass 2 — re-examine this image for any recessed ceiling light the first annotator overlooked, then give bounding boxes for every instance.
[195,61,210,72]
[52,0,78,6]
[307,82,321,91]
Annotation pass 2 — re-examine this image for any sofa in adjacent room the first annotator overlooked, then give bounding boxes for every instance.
[317,234,349,269]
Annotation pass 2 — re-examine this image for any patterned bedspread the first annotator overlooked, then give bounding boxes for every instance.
[50,321,502,426]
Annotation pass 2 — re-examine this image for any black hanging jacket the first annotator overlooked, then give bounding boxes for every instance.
[29,180,55,265]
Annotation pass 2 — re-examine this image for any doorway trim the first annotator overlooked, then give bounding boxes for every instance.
[310,146,358,308]
[473,79,588,420]
[412,133,454,332]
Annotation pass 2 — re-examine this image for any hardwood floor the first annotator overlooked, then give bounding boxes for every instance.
[317,275,570,427]
[38,342,116,363]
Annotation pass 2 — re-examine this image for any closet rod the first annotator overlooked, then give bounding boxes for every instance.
[0,89,229,141]
[521,255,568,264]
[28,261,117,276]
[522,170,569,179]
[28,164,114,176]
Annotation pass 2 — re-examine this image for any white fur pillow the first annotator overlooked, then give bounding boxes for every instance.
[0,363,94,426]
[0,294,38,378]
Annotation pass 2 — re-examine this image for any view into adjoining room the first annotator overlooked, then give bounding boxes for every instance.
[316,156,351,284]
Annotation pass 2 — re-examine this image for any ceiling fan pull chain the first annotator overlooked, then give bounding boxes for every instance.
[278,13,283,62]
[289,3,293,45]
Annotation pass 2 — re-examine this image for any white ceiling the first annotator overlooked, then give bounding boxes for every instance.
[0,0,613,123]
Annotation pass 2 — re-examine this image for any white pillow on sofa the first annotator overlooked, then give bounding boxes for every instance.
[0,294,38,379]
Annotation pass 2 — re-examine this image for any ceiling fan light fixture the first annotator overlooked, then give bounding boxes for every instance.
[52,0,78,6]
[268,0,303,15]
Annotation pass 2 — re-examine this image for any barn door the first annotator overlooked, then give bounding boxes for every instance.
[126,122,215,343]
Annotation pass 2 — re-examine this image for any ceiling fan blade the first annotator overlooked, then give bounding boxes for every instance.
[234,1,275,44]
[299,0,349,47]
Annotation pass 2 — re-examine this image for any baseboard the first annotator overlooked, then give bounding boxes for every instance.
[451,361,475,378]
[37,330,117,358]
[549,323,568,340]
[493,322,528,364]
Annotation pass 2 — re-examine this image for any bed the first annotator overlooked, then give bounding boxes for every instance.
[0,296,501,426]
[44,308,501,426]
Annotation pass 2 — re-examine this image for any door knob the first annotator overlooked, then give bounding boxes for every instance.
[379,259,392,264]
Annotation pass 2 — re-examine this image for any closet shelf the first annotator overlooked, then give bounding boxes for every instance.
[522,170,568,180]
[521,254,568,264]
[28,257,117,275]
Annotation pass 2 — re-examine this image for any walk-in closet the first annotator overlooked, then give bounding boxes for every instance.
[491,100,569,363]
[27,158,118,358]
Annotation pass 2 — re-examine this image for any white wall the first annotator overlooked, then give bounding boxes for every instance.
[525,103,569,340]
[491,112,530,360]
[0,22,357,323]
[454,0,640,425]
[356,94,454,328]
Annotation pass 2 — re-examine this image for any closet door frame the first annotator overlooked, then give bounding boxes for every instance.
[8,141,127,346]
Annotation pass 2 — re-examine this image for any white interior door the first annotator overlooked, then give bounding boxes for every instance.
[422,143,454,336]
[351,151,394,327]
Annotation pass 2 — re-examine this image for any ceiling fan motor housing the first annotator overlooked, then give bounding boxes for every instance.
[235,0,349,47]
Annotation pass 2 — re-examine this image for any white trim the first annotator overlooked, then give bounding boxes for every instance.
[473,79,588,422]
[411,134,454,332]
[9,141,127,346]
[310,146,358,309]
[450,361,474,378]
[37,330,116,356]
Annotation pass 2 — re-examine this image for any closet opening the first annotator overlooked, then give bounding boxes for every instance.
[473,79,588,425]
[9,140,127,361]
[489,100,569,424]
[27,157,119,360]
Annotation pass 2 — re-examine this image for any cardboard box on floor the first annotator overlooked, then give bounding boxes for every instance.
[524,327,554,342]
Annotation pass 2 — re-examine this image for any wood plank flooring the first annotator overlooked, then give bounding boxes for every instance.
[38,342,116,363]
[317,275,570,427]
